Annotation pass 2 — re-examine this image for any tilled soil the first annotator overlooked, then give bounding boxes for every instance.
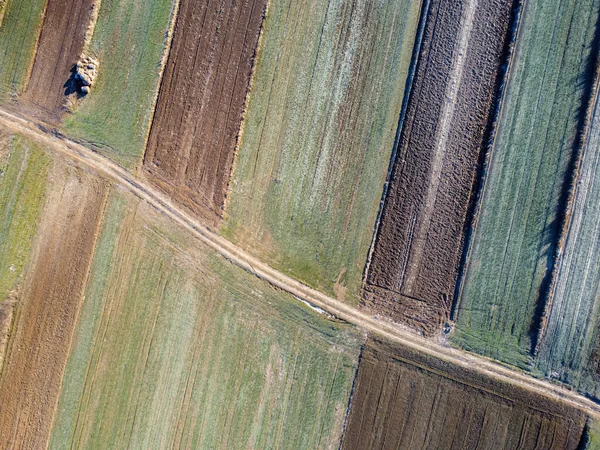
[23,0,95,121]
[364,0,515,334]
[0,162,107,449]
[341,338,586,450]
[144,0,267,226]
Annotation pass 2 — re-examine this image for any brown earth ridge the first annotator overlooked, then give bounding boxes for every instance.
[23,0,96,121]
[363,0,516,334]
[341,338,587,450]
[144,0,267,226]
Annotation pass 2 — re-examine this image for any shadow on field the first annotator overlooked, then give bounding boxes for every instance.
[529,8,600,356]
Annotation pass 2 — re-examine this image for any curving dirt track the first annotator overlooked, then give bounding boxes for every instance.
[0,160,107,450]
[342,338,587,450]
[144,0,267,226]
[1,109,600,421]
[364,0,516,335]
[23,0,95,121]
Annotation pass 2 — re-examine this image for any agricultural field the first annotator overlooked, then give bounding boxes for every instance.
[223,0,422,304]
[60,0,175,168]
[0,146,108,449]
[342,338,587,449]
[22,0,96,121]
[364,0,515,334]
[453,0,600,368]
[144,0,267,226]
[0,131,49,366]
[49,189,362,449]
[536,84,600,398]
[0,0,46,101]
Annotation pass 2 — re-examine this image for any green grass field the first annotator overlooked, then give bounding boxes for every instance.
[453,0,600,368]
[61,0,175,169]
[50,188,362,449]
[0,133,50,301]
[223,0,422,305]
[535,86,600,397]
[0,0,45,100]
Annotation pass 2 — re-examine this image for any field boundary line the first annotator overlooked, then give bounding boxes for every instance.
[1,108,600,419]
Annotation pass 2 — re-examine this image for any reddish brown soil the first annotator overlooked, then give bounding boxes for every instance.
[341,338,586,450]
[144,0,267,226]
[23,0,95,121]
[364,0,515,334]
[0,163,107,449]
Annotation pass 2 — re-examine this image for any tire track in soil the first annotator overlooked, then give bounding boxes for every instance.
[363,0,516,335]
[1,108,600,420]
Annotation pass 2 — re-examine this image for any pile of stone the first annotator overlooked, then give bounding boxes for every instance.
[74,56,98,94]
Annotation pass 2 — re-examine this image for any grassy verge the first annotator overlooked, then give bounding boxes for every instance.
[453,0,600,368]
[223,0,422,305]
[0,0,46,100]
[50,189,362,449]
[61,0,174,169]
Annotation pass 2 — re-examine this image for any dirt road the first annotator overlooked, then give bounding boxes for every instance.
[0,108,599,419]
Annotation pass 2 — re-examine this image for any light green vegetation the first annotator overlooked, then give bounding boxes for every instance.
[61,0,174,169]
[50,189,362,449]
[0,0,46,100]
[588,419,600,450]
[223,0,422,305]
[536,87,600,397]
[453,0,600,368]
[0,133,50,301]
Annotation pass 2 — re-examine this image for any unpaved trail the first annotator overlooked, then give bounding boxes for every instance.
[0,108,599,419]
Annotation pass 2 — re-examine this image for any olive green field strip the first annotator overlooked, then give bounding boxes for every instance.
[536,80,600,399]
[342,338,587,450]
[0,0,46,101]
[60,0,175,168]
[3,109,600,419]
[0,131,49,369]
[223,0,422,305]
[144,0,267,226]
[453,0,600,368]
[364,0,515,335]
[49,189,361,449]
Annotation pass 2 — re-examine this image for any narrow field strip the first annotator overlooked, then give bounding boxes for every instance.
[49,189,361,449]
[341,338,586,449]
[60,0,175,168]
[23,0,95,120]
[0,0,46,100]
[144,0,267,226]
[536,79,600,399]
[454,0,600,368]
[222,0,422,305]
[2,109,600,420]
[0,151,108,449]
[364,0,516,335]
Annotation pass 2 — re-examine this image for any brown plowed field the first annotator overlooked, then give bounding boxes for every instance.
[341,338,586,450]
[364,0,515,334]
[0,161,107,449]
[144,0,267,226]
[23,0,95,120]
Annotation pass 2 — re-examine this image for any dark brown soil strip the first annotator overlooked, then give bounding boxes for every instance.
[23,0,95,121]
[0,166,107,450]
[340,338,586,450]
[143,0,267,226]
[363,0,515,335]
